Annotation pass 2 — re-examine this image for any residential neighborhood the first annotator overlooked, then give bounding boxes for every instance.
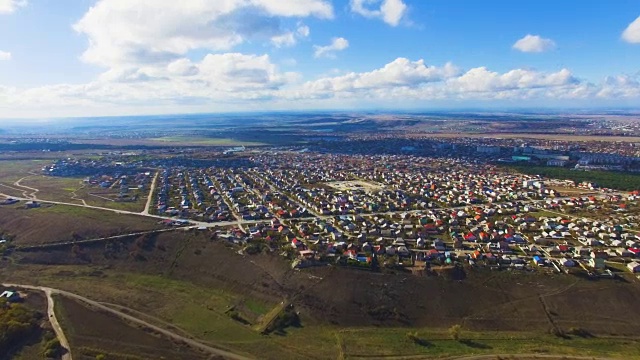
[41,149,635,280]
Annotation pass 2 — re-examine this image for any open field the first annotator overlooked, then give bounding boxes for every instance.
[0,204,161,245]
[4,265,640,359]
[14,175,148,212]
[0,160,147,211]
[0,160,48,198]
[4,229,640,359]
[54,295,212,360]
[425,132,640,143]
[326,180,384,193]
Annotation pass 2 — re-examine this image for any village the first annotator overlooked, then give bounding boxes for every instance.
[32,149,640,281]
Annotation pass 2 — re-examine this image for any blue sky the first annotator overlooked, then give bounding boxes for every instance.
[1,0,640,118]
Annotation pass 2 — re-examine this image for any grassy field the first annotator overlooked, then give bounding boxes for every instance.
[54,295,211,360]
[3,255,640,359]
[30,273,640,359]
[15,175,148,212]
[0,159,148,211]
[336,327,640,358]
[0,160,47,183]
[0,160,48,198]
[0,203,161,245]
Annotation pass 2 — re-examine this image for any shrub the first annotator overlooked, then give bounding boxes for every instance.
[449,324,462,341]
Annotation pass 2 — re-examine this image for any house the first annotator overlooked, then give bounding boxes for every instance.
[627,261,640,273]
[560,258,575,267]
[0,290,20,302]
[589,251,607,269]
[532,256,545,266]
[25,201,40,209]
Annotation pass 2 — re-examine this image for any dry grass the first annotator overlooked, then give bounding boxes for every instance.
[0,204,161,245]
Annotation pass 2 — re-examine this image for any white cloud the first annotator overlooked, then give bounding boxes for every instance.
[271,32,297,47]
[350,0,407,26]
[305,58,459,92]
[0,0,26,14]
[314,37,349,58]
[271,23,310,48]
[73,0,333,67]
[622,16,640,44]
[297,24,310,37]
[2,55,640,117]
[296,59,587,103]
[0,50,11,60]
[512,34,556,53]
[447,67,576,93]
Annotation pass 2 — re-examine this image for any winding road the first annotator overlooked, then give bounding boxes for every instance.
[4,283,252,360]
[42,287,73,360]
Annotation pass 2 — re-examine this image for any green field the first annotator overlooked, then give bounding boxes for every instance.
[508,165,640,191]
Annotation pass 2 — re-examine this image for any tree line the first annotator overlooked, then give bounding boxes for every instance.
[508,166,640,191]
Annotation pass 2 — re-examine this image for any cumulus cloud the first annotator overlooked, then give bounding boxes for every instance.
[622,16,640,44]
[2,55,640,117]
[314,37,349,58]
[73,0,333,67]
[512,34,556,53]
[305,58,459,92]
[350,0,407,26]
[0,50,11,60]
[0,0,26,14]
[296,59,589,102]
[271,24,310,48]
[447,67,576,93]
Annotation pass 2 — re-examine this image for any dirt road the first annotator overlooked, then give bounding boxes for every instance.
[141,171,158,215]
[13,175,39,199]
[42,287,73,360]
[3,283,253,360]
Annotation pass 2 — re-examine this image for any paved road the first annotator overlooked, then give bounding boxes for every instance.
[4,283,252,360]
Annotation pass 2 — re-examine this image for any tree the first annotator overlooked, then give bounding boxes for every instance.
[449,324,462,341]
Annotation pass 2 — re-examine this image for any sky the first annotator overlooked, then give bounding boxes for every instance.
[1,0,640,119]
